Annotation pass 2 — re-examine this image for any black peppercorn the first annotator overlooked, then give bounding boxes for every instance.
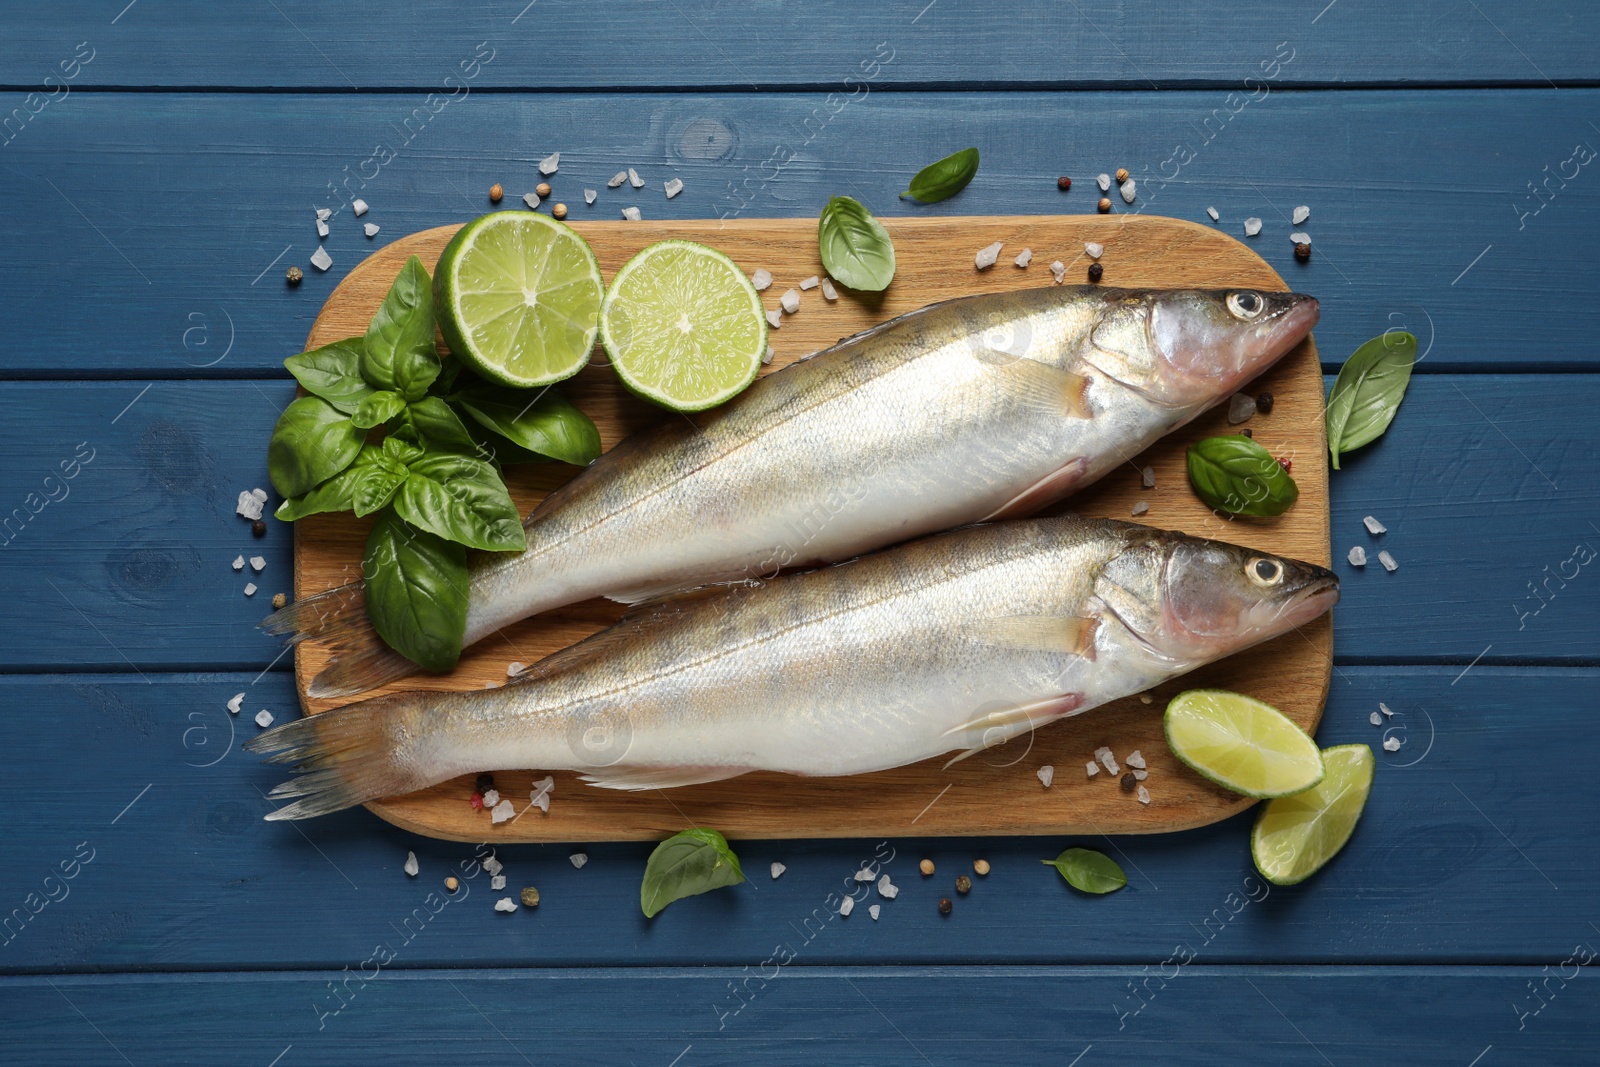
[1256,392,1274,415]
[475,773,496,794]
[1088,262,1104,283]
[938,897,953,915]
[1120,772,1137,793]
[1241,428,1253,437]
[251,519,267,537]
[1057,176,1072,191]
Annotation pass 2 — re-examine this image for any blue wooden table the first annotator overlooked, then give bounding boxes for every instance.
[4,4,1598,1062]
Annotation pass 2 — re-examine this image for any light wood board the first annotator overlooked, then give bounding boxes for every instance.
[292,214,1331,843]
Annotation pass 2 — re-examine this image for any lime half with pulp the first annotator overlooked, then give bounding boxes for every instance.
[599,239,767,411]
[1164,688,1325,798]
[434,211,604,388]
[1251,744,1374,885]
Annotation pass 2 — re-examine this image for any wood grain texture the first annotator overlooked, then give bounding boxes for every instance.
[288,214,1329,842]
[2,90,1597,377]
[6,2,1597,88]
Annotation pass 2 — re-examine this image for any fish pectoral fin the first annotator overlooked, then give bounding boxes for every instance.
[579,765,749,791]
[939,692,1088,742]
[977,457,1092,521]
[972,347,1092,418]
[969,614,1099,661]
[604,573,764,608]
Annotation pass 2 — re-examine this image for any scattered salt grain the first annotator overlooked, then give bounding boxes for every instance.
[1206,206,1220,222]
[1131,501,1149,517]
[762,345,774,366]
[1050,260,1066,284]
[255,709,273,728]
[663,177,683,199]
[364,223,380,238]
[1378,550,1398,572]
[974,241,1003,270]
[506,661,526,677]
[869,904,881,921]
[766,309,782,329]
[491,874,507,890]
[821,277,838,301]
[1141,465,1156,489]
[539,151,560,175]
[530,776,553,813]
[780,289,800,314]
[1119,179,1136,204]
[627,167,644,189]
[839,895,855,917]
[232,555,245,571]
[771,862,786,879]
[1227,393,1257,424]
[523,192,541,210]
[315,207,332,223]
[1136,785,1150,805]
[570,853,588,869]
[1363,515,1387,535]
[482,788,501,808]
[310,246,332,272]
[1097,173,1111,192]
[249,555,266,573]
[584,188,597,205]
[854,867,875,883]
[1383,736,1401,752]
[608,171,628,188]
[227,692,244,714]
[877,874,898,899]
[751,268,773,291]
[1036,765,1054,788]
[1086,761,1100,778]
[1243,217,1262,238]
[1096,747,1120,776]
[1084,242,1104,259]
[1289,231,1311,246]
[1348,546,1367,567]
[494,897,517,913]
[1370,711,1383,726]
[484,856,503,876]
[236,490,266,520]
[1380,702,1394,718]
[1133,769,1148,781]
[316,219,329,239]
[799,275,819,290]
[404,851,419,877]
[1292,205,1310,225]
[1014,248,1033,268]
[1126,750,1146,770]
[243,583,258,597]
[351,199,369,217]
[621,206,642,221]
[490,799,515,823]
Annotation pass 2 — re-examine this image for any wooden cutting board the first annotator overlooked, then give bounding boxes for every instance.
[291,213,1331,843]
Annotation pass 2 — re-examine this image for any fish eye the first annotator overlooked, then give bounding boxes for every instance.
[1246,557,1283,586]
[1227,291,1265,320]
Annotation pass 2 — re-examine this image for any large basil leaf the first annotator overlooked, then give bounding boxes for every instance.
[351,460,409,518]
[455,386,601,466]
[350,389,407,430]
[362,508,468,673]
[362,254,440,401]
[395,452,527,552]
[1186,434,1299,517]
[901,147,979,204]
[1326,332,1416,470]
[401,396,481,454]
[1042,848,1126,894]
[461,418,551,468]
[284,338,374,415]
[275,445,384,520]
[817,195,895,292]
[266,395,365,498]
[640,828,745,918]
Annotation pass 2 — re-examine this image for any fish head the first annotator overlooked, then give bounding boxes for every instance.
[1084,289,1318,408]
[1095,526,1338,664]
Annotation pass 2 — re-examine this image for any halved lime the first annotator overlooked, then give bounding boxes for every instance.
[434,211,604,388]
[598,239,767,411]
[1252,744,1374,885]
[1164,688,1325,798]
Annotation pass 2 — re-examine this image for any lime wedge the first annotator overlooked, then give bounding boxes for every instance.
[434,211,604,388]
[1252,744,1374,885]
[598,239,767,411]
[1164,688,1325,798]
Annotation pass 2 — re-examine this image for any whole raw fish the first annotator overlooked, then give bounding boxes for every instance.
[269,286,1317,697]
[250,517,1338,819]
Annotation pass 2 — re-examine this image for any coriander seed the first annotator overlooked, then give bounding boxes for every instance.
[271,592,287,610]
[285,266,303,286]
[973,859,991,876]
[919,858,935,876]
[536,182,552,198]
[445,876,460,892]
[489,183,504,203]
[1115,167,1129,183]
[552,202,568,220]
[521,886,540,908]
[955,874,972,895]
[1098,197,1112,213]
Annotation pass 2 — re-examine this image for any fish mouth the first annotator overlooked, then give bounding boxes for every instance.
[1270,570,1340,632]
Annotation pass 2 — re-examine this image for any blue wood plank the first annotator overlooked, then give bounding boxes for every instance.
[5,965,1596,1065]
[0,376,1591,669]
[2,2,1595,89]
[0,90,1595,376]
[0,667,1589,971]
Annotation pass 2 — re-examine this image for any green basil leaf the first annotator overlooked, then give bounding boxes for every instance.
[266,395,366,498]
[362,254,440,401]
[351,462,408,518]
[284,338,374,415]
[900,147,979,204]
[381,435,425,468]
[818,195,896,293]
[274,447,381,521]
[640,828,745,918]
[362,508,468,673]
[1186,434,1299,517]
[350,390,407,430]
[394,453,527,552]
[1325,331,1416,470]
[1042,848,1127,895]
[429,355,464,398]
[461,418,551,468]
[402,396,482,455]
[455,386,601,466]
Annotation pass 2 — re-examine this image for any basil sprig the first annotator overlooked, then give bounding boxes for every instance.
[266,396,365,498]
[1326,331,1416,470]
[818,195,895,292]
[640,828,746,918]
[900,147,979,204]
[362,509,469,672]
[1186,434,1299,518]
[362,255,440,401]
[1042,848,1127,894]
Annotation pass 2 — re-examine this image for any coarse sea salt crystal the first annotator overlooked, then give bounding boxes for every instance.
[771,862,786,879]
[608,171,628,188]
[482,788,500,808]
[491,874,507,890]
[1227,393,1257,424]
[1370,711,1383,726]
[1133,769,1147,781]
[1098,750,1120,776]
[1131,501,1149,517]
[1292,205,1310,225]
[539,151,560,175]
[570,853,588,869]
[1014,248,1033,268]
[854,867,874,883]
[821,278,838,301]
[1363,515,1387,535]
[253,488,268,504]
[1126,750,1146,770]
[1086,760,1100,778]
[1290,231,1311,246]
[1380,702,1394,718]
[255,709,273,728]
[243,583,258,597]
[762,345,774,366]
[236,490,265,520]
[310,246,332,271]
[1037,765,1054,788]
[1141,466,1156,489]
[877,874,898,899]
[800,275,819,290]
[232,555,245,571]
[1206,206,1220,222]
[584,188,597,205]
[494,897,517,913]
[1119,179,1136,204]
[840,895,855,917]
[869,904,881,921]
[364,223,380,238]
[316,207,332,223]
[1097,173,1111,192]
[351,199,369,217]
[1348,546,1367,567]
[1383,736,1401,752]
[1050,260,1066,284]
[664,177,683,199]
[621,206,642,221]
[484,856,503,875]
[249,555,266,572]
[1136,785,1151,805]
[1084,242,1104,259]
[404,851,419,877]
[530,791,550,813]
[766,309,782,329]
[751,268,773,290]
[1243,217,1262,237]
[975,241,1003,270]
[1378,550,1398,572]
[780,289,800,314]
[506,661,525,677]
[523,192,541,210]
[227,692,244,714]
[627,167,644,189]
[490,799,515,823]
[316,219,329,238]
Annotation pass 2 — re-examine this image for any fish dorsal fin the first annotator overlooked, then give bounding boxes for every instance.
[968,614,1099,661]
[972,348,1092,418]
[579,765,749,791]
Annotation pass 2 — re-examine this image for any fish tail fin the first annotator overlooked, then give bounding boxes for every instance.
[246,695,439,820]
[259,581,420,698]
